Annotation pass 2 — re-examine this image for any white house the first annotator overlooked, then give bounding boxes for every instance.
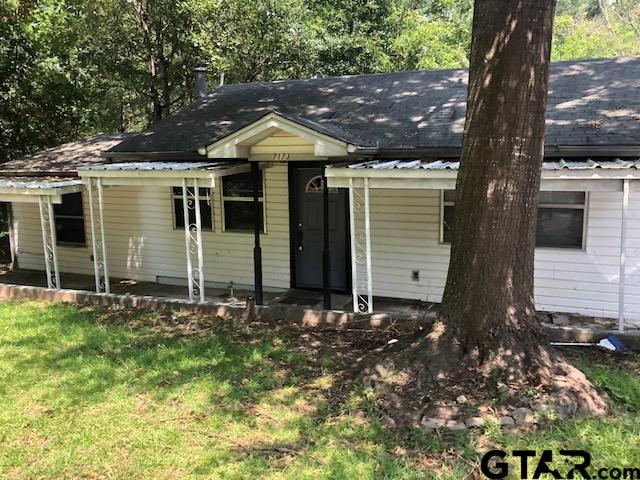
[1,57,639,329]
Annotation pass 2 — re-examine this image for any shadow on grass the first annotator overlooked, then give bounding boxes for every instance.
[0,301,473,478]
[5,301,638,478]
[2,302,314,408]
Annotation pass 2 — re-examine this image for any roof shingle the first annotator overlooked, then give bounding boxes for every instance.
[1,133,130,175]
[110,57,640,155]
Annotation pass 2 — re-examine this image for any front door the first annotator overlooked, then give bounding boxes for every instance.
[291,166,348,291]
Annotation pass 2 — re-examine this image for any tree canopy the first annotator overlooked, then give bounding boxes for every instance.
[1,0,638,161]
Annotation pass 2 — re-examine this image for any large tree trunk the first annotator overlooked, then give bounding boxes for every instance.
[441,1,553,357]
[359,0,608,422]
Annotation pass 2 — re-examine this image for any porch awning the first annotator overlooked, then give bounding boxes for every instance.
[0,177,84,203]
[326,158,640,191]
[78,161,250,186]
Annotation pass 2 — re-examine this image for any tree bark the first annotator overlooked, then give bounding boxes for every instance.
[358,0,608,421]
[440,0,556,358]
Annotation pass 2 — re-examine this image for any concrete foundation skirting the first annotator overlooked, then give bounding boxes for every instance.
[0,282,425,328]
[0,282,638,349]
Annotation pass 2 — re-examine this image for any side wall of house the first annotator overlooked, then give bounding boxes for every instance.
[12,164,291,290]
[367,187,640,325]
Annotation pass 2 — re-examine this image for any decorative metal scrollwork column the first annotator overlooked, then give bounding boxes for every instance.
[38,195,60,289]
[182,178,206,302]
[88,178,110,293]
[348,177,373,313]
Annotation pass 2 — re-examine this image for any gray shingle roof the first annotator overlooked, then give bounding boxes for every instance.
[1,133,131,175]
[110,57,640,156]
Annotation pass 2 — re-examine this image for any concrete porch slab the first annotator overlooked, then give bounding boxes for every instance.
[0,268,438,317]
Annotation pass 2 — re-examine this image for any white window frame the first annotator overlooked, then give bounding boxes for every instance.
[170,186,215,232]
[537,192,589,251]
[220,172,267,234]
[54,192,87,247]
[439,190,588,250]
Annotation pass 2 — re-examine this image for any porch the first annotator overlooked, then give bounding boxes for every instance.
[4,157,640,333]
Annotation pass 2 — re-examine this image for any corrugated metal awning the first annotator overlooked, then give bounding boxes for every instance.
[81,161,233,172]
[0,178,84,189]
[0,177,85,203]
[332,158,640,171]
[78,160,251,186]
[326,157,640,191]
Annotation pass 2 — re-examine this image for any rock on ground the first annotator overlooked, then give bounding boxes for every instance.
[446,420,467,431]
[465,417,485,428]
[512,407,536,425]
[499,416,515,426]
[421,417,445,429]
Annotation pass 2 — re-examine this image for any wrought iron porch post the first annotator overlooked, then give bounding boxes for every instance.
[38,195,60,289]
[182,178,206,302]
[348,179,357,311]
[348,177,373,313]
[97,178,110,293]
[88,180,100,292]
[364,178,373,312]
[88,178,110,293]
[193,178,206,302]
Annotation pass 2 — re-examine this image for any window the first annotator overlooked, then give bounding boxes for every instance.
[441,190,586,249]
[222,171,264,232]
[536,191,585,248]
[172,187,213,230]
[305,175,324,193]
[53,192,86,245]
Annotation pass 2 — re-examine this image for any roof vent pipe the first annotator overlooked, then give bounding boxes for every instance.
[194,66,208,98]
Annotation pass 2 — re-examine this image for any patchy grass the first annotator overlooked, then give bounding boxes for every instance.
[0,301,639,479]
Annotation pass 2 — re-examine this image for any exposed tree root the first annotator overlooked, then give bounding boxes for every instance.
[358,320,609,427]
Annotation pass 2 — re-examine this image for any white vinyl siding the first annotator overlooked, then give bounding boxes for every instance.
[250,130,315,156]
[366,188,640,326]
[12,164,290,290]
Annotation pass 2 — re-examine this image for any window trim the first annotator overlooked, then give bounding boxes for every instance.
[54,192,87,247]
[220,172,267,234]
[439,189,455,244]
[170,186,215,232]
[537,192,589,251]
[439,190,589,251]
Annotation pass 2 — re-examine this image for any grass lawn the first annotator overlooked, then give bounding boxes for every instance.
[1,300,639,479]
